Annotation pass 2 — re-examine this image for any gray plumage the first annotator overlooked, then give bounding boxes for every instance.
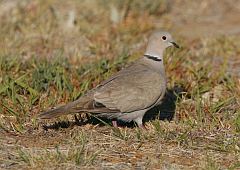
[39,31,179,128]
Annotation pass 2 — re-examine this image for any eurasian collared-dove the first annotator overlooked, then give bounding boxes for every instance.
[39,31,179,128]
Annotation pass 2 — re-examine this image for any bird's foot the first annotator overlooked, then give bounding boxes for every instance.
[139,124,147,130]
[112,120,118,128]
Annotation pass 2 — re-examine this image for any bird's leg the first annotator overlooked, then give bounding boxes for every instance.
[139,124,147,130]
[134,116,147,129]
[112,120,118,128]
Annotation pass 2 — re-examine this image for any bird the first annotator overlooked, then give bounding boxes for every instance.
[39,31,179,128]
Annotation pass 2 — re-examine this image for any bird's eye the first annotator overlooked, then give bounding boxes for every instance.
[162,36,167,40]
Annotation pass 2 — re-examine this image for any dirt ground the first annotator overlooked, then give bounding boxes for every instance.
[0,0,240,169]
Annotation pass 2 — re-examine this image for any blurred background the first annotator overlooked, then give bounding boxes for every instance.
[0,0,239,60]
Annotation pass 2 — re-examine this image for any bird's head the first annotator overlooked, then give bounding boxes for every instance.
[148,31,179,50]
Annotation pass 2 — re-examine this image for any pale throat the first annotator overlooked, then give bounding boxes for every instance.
[144,43,165,61]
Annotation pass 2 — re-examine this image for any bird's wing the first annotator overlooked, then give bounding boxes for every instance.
[94,69,166,113]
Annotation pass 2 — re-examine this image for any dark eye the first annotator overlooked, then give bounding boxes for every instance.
[162,36,167,40]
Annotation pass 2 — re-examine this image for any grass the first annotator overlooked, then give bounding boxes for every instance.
[13,132,102,168]
[0,0,240,169]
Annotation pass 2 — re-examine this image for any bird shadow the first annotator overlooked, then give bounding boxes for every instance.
[42,85,185,130]
[143,85,184,123]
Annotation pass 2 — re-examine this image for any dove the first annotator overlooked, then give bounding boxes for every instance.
[39,31,179,128]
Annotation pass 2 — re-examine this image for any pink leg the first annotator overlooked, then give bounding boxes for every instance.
[112,120,118,128]
[135,117,147,129]
[139,124,147,130]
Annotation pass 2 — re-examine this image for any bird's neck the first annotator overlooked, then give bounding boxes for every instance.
[143,54,163,62]
[143,52,165,75]
[145,42,164,61]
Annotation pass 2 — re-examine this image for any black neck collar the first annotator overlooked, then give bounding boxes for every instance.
[144,54,162,62]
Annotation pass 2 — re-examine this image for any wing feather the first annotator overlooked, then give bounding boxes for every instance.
[94,70,165,113]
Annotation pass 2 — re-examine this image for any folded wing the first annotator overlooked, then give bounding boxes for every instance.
[94,70,164,113]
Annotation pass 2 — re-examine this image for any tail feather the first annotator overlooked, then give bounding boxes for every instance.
[39,99,83,119]
[38,94,120,119]
[39,105,69,119]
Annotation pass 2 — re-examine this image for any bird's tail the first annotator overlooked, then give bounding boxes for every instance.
[38,105,67,119]
[38,100,82,119]
[38,93,119,119]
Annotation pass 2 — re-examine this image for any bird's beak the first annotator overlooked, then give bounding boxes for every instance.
[171,42,180,48]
